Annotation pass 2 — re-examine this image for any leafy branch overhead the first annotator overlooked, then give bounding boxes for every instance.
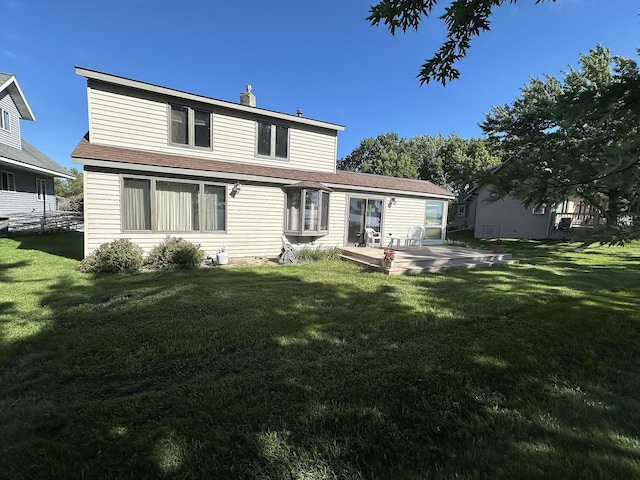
[480,45,640,243]
[367,0,553,85]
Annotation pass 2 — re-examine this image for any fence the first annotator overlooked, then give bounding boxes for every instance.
[5,211,83,234]
[549,212,638,239]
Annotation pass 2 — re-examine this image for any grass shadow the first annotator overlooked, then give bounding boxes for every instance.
[1,234,640,478]
[14,231,83,260]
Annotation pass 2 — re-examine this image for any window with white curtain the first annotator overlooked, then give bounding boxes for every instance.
[122,177,226,232]
[284,188,329,235]
[204,185,225,231]
[123,178,151,230]
[156,181,199,231]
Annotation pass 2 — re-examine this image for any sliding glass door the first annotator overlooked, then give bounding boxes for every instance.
[347,197,383,245]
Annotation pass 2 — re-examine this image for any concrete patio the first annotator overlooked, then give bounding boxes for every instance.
[340,245,517,275]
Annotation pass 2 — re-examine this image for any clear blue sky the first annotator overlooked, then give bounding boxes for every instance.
[2,0,638,172]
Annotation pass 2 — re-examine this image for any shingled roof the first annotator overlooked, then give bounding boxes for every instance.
[72,138,454,198]
[1,140,73,178]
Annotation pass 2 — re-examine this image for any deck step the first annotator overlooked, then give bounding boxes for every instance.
[339,246,517,275]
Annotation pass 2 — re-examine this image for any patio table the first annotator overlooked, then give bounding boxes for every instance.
[388,235,411,249]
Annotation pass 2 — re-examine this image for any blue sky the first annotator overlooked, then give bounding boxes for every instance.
[2,0,638,172]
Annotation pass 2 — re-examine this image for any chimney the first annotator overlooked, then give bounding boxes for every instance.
[240,85,256,107]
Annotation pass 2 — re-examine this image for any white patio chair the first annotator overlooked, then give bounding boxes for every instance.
[364,228,382,248]
[406,226,424,250]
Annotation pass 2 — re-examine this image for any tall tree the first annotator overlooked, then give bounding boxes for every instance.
[367,0,554,85]
[480,45,640,228]
[435,134,501,195]
[338,133,418,178]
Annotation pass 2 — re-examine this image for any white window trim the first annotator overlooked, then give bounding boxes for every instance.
[36,178,46,201]
[0,109,10,132]
[532,204,547,215]
[1,171,16,192]
[256,121,289,160]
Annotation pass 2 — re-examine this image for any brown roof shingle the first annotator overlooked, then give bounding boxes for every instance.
[71,138,453,198]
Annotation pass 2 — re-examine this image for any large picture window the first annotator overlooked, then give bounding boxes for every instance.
[257,121,288,159]
[122,177,225,232]
[284,188,329,235]
[169,105,211,149]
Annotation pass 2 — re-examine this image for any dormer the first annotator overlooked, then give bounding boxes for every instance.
[0,73,35,150]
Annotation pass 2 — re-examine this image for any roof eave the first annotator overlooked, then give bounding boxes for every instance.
[75,67,345,132]
[0,75,35,121]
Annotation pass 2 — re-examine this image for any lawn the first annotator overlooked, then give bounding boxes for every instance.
[1,232,640,479]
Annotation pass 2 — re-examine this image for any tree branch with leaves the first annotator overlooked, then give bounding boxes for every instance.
[367,0,554,85]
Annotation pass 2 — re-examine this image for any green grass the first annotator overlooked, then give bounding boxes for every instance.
[2,231,640,479]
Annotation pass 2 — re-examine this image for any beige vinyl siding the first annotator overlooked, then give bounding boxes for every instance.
[83,170,284,258]
[289,129,336,173]
[86,83,338,173]
[383,196,429,241]
[88,86,168,150]
[83,170,352,258]
[473,185,550,239]
[212,114,258,161]
[83,170,123,254]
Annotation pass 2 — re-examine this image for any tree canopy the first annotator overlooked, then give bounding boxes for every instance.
[338,132,501,195]
[54,167,84,212]
[480,45,640,236]
[367,0,554,85]
[337,133,419,179]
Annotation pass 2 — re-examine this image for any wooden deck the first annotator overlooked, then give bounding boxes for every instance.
[340,245,517,275]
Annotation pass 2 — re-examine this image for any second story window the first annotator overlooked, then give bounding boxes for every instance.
[257,121,288,159]
[0,109,10,131]
[169,105,211,149]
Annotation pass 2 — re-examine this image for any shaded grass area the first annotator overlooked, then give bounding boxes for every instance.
[1,232,640,479]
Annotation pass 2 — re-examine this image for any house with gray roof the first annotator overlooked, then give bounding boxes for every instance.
[72,67,454,259]
[0,73,74,221]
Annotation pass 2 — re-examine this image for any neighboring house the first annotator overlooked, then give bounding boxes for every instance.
[0,73,74,218]
[447,191,476,231]
[462,164,613,239]
[472,182,554,239]
[71,67,454,259]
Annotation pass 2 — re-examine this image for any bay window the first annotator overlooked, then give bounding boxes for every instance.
[284,187,330,235]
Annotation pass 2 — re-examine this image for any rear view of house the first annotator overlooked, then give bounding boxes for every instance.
[72,68,454,259]
[0,73,73,229]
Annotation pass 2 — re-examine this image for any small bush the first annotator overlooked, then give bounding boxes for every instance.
[295,246,342,262]
[145,236,205,270]
[79,238,144,273]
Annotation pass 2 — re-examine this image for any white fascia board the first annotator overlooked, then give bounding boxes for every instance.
[0,76,35,121]
[75,67,345,132]
[73,157,454,199]
[1,156,74,179]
